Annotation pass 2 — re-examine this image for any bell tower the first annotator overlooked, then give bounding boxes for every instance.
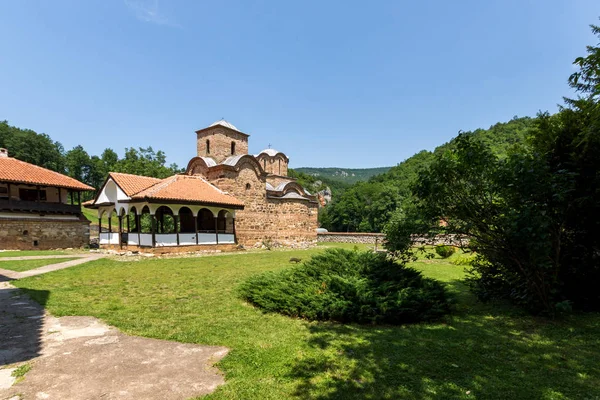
[196,120,249,163]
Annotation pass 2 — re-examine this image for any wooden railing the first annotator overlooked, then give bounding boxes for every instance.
[0,199,81,215]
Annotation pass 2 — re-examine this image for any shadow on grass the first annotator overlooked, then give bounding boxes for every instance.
[289,280,600,399]
[0,286,49,366]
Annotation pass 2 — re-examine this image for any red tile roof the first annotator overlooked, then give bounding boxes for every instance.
[109,172,162,197]
[132,175,244,208]
[0,156,94,191]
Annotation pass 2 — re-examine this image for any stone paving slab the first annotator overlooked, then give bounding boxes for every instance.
[0,283,229,400]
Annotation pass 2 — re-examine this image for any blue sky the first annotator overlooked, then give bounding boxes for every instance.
[1,1,599,169]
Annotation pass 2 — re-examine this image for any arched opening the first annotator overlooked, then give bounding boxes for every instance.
[278,159,281,175]
[129,206,139,232]
[179,207,195,233]
[245,183,251,190]
[231,141,236,155]
[217,210,228,232]
[206,139,211,154]
[140,206,152,234]
[105,180,118,202]
[197,208,215,232]
[263,158,266,170]
[155,206,175,233]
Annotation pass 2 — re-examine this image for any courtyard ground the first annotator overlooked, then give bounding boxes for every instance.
[4,244,600,399]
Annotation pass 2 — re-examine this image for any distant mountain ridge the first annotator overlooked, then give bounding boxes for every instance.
[294,167,392,185]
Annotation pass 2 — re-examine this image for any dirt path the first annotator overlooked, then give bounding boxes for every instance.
[0,281,229,400]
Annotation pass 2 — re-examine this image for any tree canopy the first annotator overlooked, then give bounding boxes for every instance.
[0,121,182,199]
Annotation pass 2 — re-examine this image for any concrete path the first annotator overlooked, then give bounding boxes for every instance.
[0,254,105,281]
[0,282,229,400]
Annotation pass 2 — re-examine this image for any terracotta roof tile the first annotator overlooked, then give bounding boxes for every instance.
[109,172,162,196]
[132,175,244,208]
[0,157,94,191]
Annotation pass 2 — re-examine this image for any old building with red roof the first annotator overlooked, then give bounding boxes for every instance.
[85,120,318,252]
[0,148,94,249]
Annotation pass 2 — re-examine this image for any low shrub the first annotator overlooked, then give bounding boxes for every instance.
[239,248,452,324]
[435,245,456,258]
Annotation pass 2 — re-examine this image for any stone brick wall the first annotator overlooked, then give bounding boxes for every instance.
[317,232,468,247]
[0,217,90,250]
[207,163,318,247]
[196,127,249,163]
[317,232,385,244]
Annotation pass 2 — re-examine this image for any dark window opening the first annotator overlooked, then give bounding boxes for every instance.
[33,240,39,247]
[19,188,47,201]
[22,230,28,236]
[245,183,251,190]
[231,141,236,155]
[206,139,211,154]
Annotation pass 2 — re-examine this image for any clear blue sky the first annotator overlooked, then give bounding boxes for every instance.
[1,1,599,169]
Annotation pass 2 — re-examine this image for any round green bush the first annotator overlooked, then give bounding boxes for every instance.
[435,245,456,258]
[239,249,452,324]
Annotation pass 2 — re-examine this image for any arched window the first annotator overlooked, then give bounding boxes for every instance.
[245,183,251,190]
[231,141,236,155]
[206,139,211,154]
[278,159,281,175]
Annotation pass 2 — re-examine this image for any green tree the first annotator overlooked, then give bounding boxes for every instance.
[114,147,181,178]
[385,22,600,314]
[0,121,65,172]
[65,145,91,183]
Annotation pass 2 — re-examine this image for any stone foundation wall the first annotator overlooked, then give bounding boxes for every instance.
[317,232,385,244]
[101,243,238,254]
[317,232,468,247]
[0,217,90,250]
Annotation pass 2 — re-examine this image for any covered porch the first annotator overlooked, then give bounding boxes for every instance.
[97,203,238,249]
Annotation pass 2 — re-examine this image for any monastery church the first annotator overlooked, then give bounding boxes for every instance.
[86,120,319,251]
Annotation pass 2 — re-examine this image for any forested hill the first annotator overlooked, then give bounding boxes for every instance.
[294,167,391,185]
[320,116,537,232]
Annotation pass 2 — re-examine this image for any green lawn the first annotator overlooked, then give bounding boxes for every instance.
[1,257,81,272]
[0,250,68,257]
[13,245,600,399]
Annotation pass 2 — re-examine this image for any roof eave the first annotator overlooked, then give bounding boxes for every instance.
[195,125,250,137]
[0,178,93,191]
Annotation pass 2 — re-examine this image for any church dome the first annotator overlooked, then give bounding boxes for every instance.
[259,148,281,157]
[210,119,240,132]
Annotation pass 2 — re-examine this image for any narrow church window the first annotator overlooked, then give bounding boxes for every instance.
[231,141,236,155]
[206,139,211,154]
[278,159,281,175]
[245,183,251,190]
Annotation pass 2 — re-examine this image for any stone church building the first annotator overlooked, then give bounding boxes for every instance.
[86,120,319,251]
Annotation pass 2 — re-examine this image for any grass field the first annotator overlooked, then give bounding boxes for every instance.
[13,245,600,399]
[1,257,81,272]
[0,250,70,257]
